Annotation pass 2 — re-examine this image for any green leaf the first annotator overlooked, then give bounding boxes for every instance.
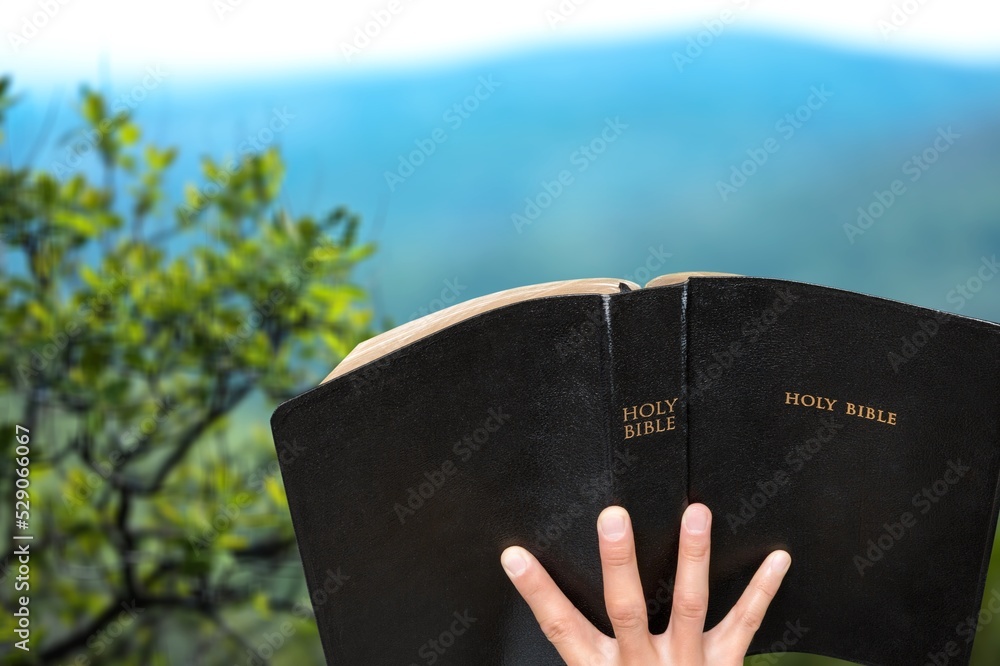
[0,78,375,664]
[120,122,141,146]
[53,210,98,236]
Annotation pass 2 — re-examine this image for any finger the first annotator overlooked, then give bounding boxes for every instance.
[666,503,712,656]
[597,506,655,662]
[712,550,791,652]
[501,546,604,664]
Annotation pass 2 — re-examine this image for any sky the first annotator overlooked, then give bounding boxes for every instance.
[4,0,1000,84]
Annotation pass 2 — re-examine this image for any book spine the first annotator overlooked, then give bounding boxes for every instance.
[603,285,688,633]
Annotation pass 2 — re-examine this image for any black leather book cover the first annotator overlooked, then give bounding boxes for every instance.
[270,276,1000,666]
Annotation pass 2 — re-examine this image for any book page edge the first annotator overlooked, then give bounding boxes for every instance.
[320,277,641,384]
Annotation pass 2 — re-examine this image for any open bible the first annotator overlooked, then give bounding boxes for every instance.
[270,273,1000,666]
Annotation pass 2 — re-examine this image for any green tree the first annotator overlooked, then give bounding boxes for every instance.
[0,75,376,664]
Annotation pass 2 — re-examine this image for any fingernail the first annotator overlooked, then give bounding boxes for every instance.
[685,505,709,534]
[501,549,527,578]
[599,511,627,540]
[769,551,791,575]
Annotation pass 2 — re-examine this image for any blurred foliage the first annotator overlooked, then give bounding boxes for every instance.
[1,73,999,666]
[0,75,376,664]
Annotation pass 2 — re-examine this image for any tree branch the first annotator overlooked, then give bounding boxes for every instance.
[127,381,253,495]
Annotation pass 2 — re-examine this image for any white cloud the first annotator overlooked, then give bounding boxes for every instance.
[3,0,999,83]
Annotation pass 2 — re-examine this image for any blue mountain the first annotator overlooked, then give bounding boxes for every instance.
[8,30,1000,324]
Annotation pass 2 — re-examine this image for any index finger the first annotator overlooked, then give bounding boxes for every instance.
[501,546,606,664]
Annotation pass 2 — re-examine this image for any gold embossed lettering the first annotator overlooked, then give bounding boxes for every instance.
[621,398,680,440]
[790,393,897,427]
[843,401,899,426]
[785,391,837,412]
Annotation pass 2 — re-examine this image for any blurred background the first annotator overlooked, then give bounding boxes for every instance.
[1,0,999,663]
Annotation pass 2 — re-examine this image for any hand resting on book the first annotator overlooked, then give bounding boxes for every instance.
[500,504,791,666]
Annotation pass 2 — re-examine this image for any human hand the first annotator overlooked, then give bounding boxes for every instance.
[500,504,790,665]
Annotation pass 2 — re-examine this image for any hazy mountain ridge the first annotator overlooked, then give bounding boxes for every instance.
[6,31,1000,322]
